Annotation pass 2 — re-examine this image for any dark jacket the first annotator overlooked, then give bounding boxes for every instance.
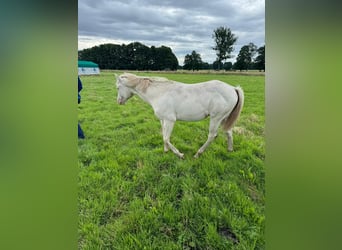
[78,76,83,104]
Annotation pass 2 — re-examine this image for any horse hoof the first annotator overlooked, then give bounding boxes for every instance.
[179,153,184,159]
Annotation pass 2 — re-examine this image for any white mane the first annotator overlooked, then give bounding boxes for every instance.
[120,73,173,92]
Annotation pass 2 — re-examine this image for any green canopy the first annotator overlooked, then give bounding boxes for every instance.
[78,60,99,68]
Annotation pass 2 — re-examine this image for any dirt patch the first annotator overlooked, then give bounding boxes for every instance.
[218,227,239,244]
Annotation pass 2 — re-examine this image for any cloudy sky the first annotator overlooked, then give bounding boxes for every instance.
[78,0,264,65]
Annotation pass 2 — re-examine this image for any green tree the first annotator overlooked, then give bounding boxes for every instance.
[202,62,210,70]
[223,61,233,71]
[183,50,203,71]
[148,46,158,70]
[129,42,150,70]
[254,45,265,71]
[154,46,179,70]
[233,43,257,71]
[212,26,238,70]
[212,60,223,70]
[78,42,178,70]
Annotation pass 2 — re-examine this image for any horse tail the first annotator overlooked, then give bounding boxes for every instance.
[221,86,244,131]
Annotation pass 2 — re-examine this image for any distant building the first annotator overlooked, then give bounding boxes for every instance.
[78,60,100,75]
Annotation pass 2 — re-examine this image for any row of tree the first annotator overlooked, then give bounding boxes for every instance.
[78,42,179,70]
[183,44,265,71]
[235,43,265,71]
[78,26,265,71]
[211,26,265,71]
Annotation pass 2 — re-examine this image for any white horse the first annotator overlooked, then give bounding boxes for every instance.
[115,73,244,158]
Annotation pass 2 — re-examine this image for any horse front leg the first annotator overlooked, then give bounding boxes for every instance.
[160,120,169,152]
[161,119,184,159]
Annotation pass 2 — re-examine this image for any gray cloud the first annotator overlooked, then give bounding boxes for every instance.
[78,0,265,64]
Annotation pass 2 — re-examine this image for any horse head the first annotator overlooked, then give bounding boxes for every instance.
[115,73,135,105]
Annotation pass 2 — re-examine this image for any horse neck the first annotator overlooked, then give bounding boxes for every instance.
[133,83,167,105]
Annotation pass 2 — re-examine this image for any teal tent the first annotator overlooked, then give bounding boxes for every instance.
[78,60,100,75]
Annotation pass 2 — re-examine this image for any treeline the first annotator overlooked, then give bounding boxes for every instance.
[183,44,265,72]
[78,42,178,70]
[78,38,265,72]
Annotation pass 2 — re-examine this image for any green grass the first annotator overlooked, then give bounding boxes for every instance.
[78,71,265,249]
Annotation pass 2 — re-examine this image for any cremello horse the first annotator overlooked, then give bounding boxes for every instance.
[115,73,244,158]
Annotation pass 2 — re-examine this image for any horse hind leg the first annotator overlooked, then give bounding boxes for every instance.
[161,120,184,159]
[194,117,221,158]
[227,129,233,151]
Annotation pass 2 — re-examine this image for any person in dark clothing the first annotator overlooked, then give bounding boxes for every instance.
[78,76,85,139]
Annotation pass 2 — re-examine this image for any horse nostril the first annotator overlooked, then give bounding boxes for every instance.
[117,97,124,105]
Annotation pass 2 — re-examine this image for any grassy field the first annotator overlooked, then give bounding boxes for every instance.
[78,71,265,249]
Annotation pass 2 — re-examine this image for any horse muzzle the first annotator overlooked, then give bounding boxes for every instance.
[117,97,125,105]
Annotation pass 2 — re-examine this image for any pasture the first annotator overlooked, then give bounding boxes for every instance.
[78,71,265,249]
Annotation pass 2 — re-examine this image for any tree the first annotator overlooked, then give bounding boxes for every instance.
[183,50,203,71]
[248,42,258,62]
[78,42,179,70]
[212,60,223,70]
[202,62,210,70]
[153,46,179,70]
[223,61,233,71]
[129,42,150,70]
[212,26,238,70]
[234,45,250,71]
[233,43,257,71]
[254,45,265,71]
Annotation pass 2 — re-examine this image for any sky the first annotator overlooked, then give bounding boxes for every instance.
[78,0,265,65]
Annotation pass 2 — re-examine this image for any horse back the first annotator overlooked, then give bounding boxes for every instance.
[152,80,237,121]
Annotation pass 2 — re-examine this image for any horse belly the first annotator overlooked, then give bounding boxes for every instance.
[175,105,208,121]
[154,90,210,121]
